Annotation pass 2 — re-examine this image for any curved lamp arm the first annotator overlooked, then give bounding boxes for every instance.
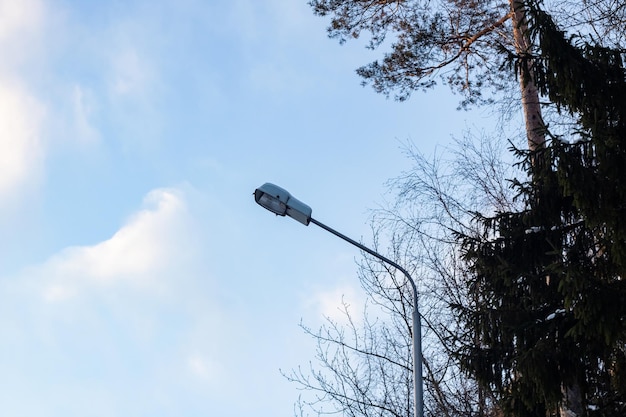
[254,183,423,417]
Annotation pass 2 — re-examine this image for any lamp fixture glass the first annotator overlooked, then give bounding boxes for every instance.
[254,183,312,226]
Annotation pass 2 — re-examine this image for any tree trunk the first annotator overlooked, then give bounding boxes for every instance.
[561,382,584,417]
[511,4,584,416]
[510,0,545,151]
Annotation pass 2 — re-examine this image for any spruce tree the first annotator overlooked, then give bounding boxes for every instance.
[456,2,626,416]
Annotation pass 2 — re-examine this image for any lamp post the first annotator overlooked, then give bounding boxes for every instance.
[254,182,423,417]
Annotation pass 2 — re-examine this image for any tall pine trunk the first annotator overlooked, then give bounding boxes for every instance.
[510,0,545,151]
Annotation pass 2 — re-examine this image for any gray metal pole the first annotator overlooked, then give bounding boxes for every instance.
[309,217,424,417]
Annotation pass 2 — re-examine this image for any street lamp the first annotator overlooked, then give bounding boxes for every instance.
[254,182,424,417]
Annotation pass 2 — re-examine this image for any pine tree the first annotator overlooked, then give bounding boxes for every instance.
[309,0,547,150]
[456,2,626,416]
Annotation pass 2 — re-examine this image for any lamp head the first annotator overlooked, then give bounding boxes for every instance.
[254,183,312,226]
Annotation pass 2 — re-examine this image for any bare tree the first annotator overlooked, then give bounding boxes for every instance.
[285,132,520,417]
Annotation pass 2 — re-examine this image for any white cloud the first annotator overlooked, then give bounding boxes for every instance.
[102,7,162,102]
[71,84,100,144]
[0,0,45,69]
[0,79,45,200]
[30,188,192,301]
[187,353,219,380]
[0,0,47,203]
[0,186,237,410]
[110,46,154,97]
[101,20,164,149]
[304,282,366,325]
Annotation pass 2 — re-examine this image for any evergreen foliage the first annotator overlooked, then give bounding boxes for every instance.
[308,0,514,106]
[456,2,626,415]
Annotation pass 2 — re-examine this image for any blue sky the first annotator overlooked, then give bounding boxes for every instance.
[0,1,495,416]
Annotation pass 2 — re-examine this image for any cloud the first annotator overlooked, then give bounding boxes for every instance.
[109,46,155,97]
[71,84,100,144]
[27,188,192,301]
[0,0,47,202]
[99,4,162,102]
[0,79,45,200]
[303,282,366,325]
[187,353,220,380]
[0,187,232,400]
[0,0,45,69]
